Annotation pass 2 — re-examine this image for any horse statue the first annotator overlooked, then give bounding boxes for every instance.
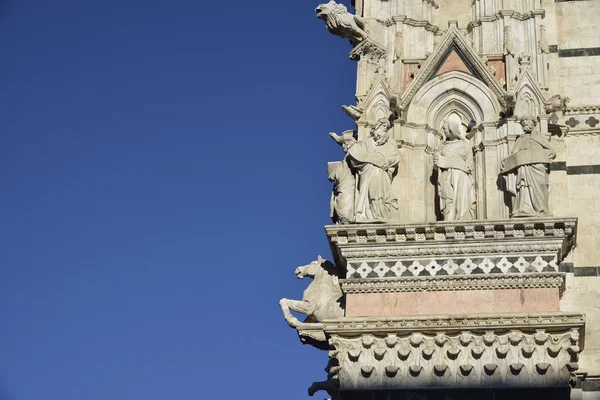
[279,256,344,328]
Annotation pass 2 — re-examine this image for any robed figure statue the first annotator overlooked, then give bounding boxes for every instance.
[328,130,357,224]
[501,116,556,217]
[347,118,400,223]
[433,114,476,221]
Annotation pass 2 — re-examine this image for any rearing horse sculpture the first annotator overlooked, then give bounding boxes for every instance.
[279,255,344,327]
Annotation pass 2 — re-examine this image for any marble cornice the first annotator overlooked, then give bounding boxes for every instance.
[467,9,545,29]
[326,218,577,246]
[340,273,566,295]
[388,16,440,33]
[323,312,584,335]
[326,218,577,272]
[338,238,563,259]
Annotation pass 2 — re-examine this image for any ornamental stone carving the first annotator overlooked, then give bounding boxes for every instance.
[315,0,369,45]
[393,32,403,63]
[501,116,556,218]
[324,314,584,391]
[341,104,363,121]
[325,218,577,275]
[279,256,344,328]
[504,26,515,57]
[545,94,571,114]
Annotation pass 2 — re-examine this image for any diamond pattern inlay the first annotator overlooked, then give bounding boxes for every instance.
[346,255,559,278]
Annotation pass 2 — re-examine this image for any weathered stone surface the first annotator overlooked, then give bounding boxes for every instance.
[326,218,577,276]
[324,313,584,391]
[282,0,600,395]
[279,256,344,329]
[346,288,560,317]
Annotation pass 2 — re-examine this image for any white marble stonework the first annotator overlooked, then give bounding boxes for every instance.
[280,0,600,397]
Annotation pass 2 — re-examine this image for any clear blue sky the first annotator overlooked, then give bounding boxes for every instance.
[0,1,360,399]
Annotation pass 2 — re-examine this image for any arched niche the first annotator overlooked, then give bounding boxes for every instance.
[429,93,480,132]
[405,71,502,126]
[368,98,391,122]
[399,71,504,222]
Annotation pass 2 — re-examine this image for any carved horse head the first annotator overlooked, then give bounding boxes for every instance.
[295,255,326,279]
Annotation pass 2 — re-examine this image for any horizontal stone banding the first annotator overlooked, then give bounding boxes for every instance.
[340,273,566,294]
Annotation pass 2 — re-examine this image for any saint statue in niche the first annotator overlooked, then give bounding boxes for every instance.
[433,113,476,221]
[500,116,555,217]
[347,118,400,223]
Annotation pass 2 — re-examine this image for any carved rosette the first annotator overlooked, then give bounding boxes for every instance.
[323,314,584,390]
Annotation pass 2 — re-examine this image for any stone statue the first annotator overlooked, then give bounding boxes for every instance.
[328,130,357,224]
[315,0,369,45]
[347,118,400,223]
[545,94,570,114]
[279,256,344,328]
[433,114,476,221]
[501,116,556,217]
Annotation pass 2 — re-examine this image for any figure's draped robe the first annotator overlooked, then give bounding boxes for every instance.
[438,140,476,221]
[504,134,553,216]
[329,157,355,223]
[348,137,400,222]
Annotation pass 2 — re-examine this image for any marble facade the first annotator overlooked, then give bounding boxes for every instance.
[281,1,600,398]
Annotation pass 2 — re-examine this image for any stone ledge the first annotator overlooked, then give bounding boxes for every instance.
[326,218,577,273]
[326,218,576,246]
[564,105,600,115]
[323,313,584,335]
[340,273,566,295]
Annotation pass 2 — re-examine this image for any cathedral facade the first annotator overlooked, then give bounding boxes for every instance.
[280,1,600,398]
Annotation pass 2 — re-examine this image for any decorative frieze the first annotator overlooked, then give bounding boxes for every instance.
[340,241,562,259]
[326,218,577,273]
[346,255,559,278]
[565,105,600,115]
[323,313,585,334]
[340,273,566,295]
[326,314,582,390]
[327,218,576,245]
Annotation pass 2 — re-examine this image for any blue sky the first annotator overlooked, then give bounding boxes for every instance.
[0,1,359,399]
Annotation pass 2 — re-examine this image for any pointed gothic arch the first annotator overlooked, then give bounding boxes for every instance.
[405,71,502,126]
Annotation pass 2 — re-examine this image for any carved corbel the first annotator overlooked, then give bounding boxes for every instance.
[349,38,387,63]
